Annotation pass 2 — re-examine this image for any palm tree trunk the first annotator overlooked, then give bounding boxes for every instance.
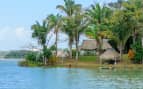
[119,44,123,61]
[69,43,72,59]
[55,30,58,56]
[75,40,79,61]
[133,28,136,44]
[43,45,47,65]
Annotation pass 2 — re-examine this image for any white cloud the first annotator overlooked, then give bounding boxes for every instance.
[0,26,35,50]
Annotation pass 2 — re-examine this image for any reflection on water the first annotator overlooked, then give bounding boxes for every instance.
[0,59,143,89]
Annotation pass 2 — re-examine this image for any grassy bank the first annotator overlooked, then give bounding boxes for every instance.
[19,55,143,69]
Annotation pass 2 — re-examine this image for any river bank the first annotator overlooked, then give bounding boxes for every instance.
[19,59,143,70]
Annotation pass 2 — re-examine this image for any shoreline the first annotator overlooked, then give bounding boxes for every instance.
[19,60,143,70]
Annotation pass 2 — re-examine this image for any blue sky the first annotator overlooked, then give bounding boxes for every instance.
[0,0,116,51]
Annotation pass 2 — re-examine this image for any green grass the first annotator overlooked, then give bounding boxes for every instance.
[79,56,97,62]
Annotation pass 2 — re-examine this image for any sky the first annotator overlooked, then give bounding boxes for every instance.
[0,0,116,51]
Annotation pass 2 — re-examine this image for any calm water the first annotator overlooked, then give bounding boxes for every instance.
[0,59,143,89]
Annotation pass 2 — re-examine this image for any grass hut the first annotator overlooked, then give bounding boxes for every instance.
[80,40,98,55]
[100,48,120,64]
[80,40,98,50]
[80,39,112,55]
[101,39,112,50]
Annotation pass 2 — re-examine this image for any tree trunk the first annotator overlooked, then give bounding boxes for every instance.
[119,44,123,61]
[43,45,47,65]
[44,56,47,65]
[133,28,136,44]
[55,29,58,56]
[69,43,72,59]
[75,40,79,61]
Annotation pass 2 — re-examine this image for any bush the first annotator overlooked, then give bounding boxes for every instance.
[50,45,56,51]
[132,41,143,63]
[72,49,76,57]
[25,52,37,62]
[36,53,43,62]
[43,47,52,59]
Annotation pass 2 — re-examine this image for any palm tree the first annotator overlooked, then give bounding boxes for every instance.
[73,6,88,60]
[31,21,50,65]
[86,4,112,55]
[56,0,81,17]
[122,0,143,44]
[47,14,62,56]
[56,0,81,59]
[111,10,133,60]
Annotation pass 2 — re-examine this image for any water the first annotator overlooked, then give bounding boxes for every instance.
[0,59,143,89]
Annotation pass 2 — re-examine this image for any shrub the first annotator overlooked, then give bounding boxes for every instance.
[43,47,52,60]
[132,41,143,63]
[128,49,134,60]
[25,52,37,62]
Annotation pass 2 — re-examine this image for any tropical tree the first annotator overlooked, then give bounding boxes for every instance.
[86,4,112,55]
[31,21,50,65]
[47,14,62,56]
[122,0,143,44]
[57,0,81,59]
[111,10,134,60]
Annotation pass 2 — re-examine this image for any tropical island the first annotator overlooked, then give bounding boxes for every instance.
[20,0,143,69]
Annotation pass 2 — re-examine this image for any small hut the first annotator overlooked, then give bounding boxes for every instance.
[100,48,119,64]
[101,39,112,50]
[80,40,98,50]
[80,39,112,55]
[56,50,69,58]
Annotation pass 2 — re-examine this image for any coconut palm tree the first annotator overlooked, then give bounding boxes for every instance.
[122,0,143,44]
[31,21,50,65]
[73,6,89,60]
[111,10,134,60]
[56,0,81,59]
[86,4,112,55]
[47,14,62,56]
[56,0,81,17]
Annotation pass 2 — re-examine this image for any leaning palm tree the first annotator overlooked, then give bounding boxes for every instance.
[31,21,50,65]
[47,14,62,56]
[56,0,81,59]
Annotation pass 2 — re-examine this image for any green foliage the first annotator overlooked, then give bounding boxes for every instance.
[50,45,56,51]
[3,50,30,58]
[43,47,52,60]
[132,41,143,63]
[25,52,37,62]
[31,21,49,45]
[72,49,76,57]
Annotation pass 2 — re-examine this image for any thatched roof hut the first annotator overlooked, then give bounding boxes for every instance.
[56,50,69,58]
[100,48,119,60]
[80,40,97,50]
[102,39,112,50]
[80,39,112,50]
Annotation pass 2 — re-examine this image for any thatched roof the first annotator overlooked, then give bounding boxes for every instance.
[80,40,98,50]
[56,50,69,57]
[102,39,112,50]
[80,39,112,50]
[100,48,119,60]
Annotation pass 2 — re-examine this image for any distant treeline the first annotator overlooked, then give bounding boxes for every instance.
[0,50,34,58]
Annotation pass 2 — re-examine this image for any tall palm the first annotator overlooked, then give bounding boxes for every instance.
[73,6,88,60]
[47,14,62,56]
[57,0,81,59]
[86,4,112,55]
[123,0,143,44]
[111,10,133,60]
[31,21,50,65]
[56,0,81,17]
